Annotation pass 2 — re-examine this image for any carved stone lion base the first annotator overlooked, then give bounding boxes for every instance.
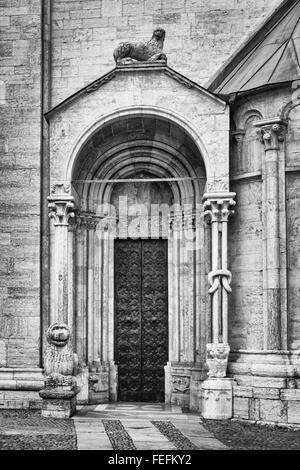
[39,386,80,418]
[201,378,234,420]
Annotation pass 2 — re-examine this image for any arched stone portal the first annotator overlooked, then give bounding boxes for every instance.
[46,64,235,414]
[70,114,208,406]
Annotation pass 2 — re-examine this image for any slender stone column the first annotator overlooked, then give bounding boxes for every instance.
[75,213,99,365]
[255,118,286,350]
[232,130,246,170]
[41,185,79,418]
[201,192,236,420]
[48,185,76,324]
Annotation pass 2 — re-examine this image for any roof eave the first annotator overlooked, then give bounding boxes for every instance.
[206,0,299,93]
[223,80,293,103]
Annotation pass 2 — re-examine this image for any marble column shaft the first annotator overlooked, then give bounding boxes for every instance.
[255,119,286,350]
[48,194,75,324]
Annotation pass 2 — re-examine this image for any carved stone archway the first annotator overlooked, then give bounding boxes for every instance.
[46,64,235,414]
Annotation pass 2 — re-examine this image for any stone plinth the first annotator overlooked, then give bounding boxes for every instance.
[39,386,80,418]
[202,378,234,420]
[88,367,109,404]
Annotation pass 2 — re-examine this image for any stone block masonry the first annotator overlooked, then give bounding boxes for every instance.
[50,0,281,106]
[233,386,300,426]
[0,0,297,423]
[0,0,42,368]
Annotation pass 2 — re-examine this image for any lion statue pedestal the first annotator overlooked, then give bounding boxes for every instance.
[201,343,234,420]
[39,322,80,418]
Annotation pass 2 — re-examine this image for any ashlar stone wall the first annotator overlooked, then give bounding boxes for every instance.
[231,86,300,353]
[0,0,283,370]
[50,0,281,106]
[0,0,42,368]
[229,86,300,426]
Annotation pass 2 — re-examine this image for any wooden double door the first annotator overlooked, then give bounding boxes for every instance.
[114,239,168,402]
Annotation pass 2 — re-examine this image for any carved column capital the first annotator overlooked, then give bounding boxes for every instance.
[48,199,76,226]
[231,129,245,143]
[169,211,183,232]
[76,212,100,231]
[48,181,75,226]
[203,193,236,223]
[232,129,245,160]
[254,118,287,151]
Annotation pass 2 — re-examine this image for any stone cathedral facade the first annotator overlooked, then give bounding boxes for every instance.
[1,0,300,424]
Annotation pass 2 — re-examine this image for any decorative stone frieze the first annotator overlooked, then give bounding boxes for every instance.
[169,210,198,232]
[85,72,116,94]
[76,212,100,231]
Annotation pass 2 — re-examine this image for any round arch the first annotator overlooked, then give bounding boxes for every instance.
[65,105,211,182]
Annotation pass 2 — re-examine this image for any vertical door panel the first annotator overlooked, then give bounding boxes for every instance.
[115,239,168,402]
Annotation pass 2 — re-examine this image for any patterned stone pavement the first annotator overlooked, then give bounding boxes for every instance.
[73,403,227,451]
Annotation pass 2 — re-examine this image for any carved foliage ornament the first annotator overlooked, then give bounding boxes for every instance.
[48,201,75,226]
[256,123,285,150]
[76,213,99,231]
[169,211,199,231]
[50,183,71,195]
[204,198,236,223]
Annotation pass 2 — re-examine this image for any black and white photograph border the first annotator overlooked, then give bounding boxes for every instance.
[1,0,300,453]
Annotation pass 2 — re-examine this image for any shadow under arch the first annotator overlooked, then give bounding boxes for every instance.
[66,105,210,185]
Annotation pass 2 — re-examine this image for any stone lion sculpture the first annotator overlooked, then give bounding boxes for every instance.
[44,322,78,388]
[113,27,167,65]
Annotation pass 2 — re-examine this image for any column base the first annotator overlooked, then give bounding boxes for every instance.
[202,378,234,420]
[39,386,80,418]
[88,365,109,404]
